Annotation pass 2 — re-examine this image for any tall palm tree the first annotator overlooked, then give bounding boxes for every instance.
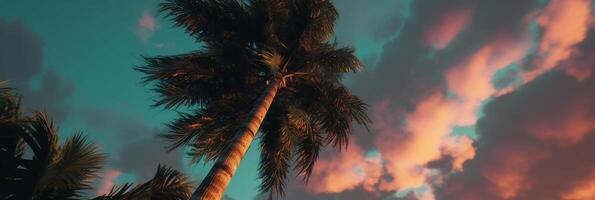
[137,0,370,199]
[0,81,193,200]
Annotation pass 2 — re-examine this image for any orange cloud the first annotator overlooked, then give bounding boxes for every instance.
[481,148,548,199]
[376,92,456,190]
[424,8,474,50]
[307,139,382,194]
[526,0,591,80]
[528,104,595,146]
[300,2,577,197]
[438,71,595,200]
[95,169,121,196]
[374,34,530,193]
[562,173,595,200]
[441,136,475,171]
[309,33,532,195]
[560,51,595,82]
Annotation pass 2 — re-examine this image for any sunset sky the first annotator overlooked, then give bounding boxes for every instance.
[1,0,595,199]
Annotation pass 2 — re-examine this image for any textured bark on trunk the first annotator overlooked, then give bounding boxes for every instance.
[190,79,281,200]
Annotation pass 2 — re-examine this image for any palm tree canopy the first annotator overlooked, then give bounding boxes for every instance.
[0,82,192,200]
[0,82,106,200]
[137,0,371,196]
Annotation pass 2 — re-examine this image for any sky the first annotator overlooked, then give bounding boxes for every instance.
[1,0,594,200]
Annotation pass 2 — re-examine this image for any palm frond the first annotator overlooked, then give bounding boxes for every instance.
[94,165,192,200]
[0,112,59,199]
[159,0,251,42]
[136,53,220,108]
[258,105,293,195]
[295,0,338,49]
[294,126,323,182]
[146,165,193,200]
[317,46,363,73]
[258,49,284,74]
[92,183,140,200]
[37,134,106,199]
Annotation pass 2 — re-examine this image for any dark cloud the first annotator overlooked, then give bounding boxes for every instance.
[254,176,394,200]
[0,19,43,81]
[0,19,73,121]
[112,134,183,180]
[436,70,595,200]
[79,108,183,180]
[21,69,74,121]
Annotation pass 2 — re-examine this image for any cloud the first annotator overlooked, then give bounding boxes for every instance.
[524,0,592,81]
[296,0,540,197]
[0,19,42,81]
[136,10,158,42]
[306,139,383,193]
[112,135,183,180]
[95,169,122,196]
[557,28,595,82]
[21,69,74,122]
[562,175,595,200]
[0,19,74,122]
[423,7,474,50]
[78,108,183,181]
[436,70,595,200]
[278,0,586,199]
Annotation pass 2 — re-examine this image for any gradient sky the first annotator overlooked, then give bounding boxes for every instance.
[1,0,595,200]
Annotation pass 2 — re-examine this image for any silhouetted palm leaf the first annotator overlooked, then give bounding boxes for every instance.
[93,165,193,200]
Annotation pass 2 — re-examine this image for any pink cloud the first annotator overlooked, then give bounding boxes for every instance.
[439,71,595,200]
[528,103,595,146]
[305,29,532,198]
[95,169,122,196]
[375,36,529,192]
[423,8,474,50]
[307,139,383,194]
[289,1,595,198]
[562,173,595,200]
[560,51,595,82]
[441,136,475,171]
[376,92,456,190]
[137,10,158,41]
[481,147,548,199]
[525,0,591,80]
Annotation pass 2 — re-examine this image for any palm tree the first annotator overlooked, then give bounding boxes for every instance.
[0,81,193,200]
[137,0,370,199]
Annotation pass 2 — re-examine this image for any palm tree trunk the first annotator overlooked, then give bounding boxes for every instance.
[190,78,281,200]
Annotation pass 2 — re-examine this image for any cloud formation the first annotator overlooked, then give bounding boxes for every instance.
[78,108,183,181]
[284,0,595,199]
[437,71,595,200]
[423,7,474,49]
[525,0,592,81]
[136,10,158,42]
[95,169,122,196]
[0,19,74,122]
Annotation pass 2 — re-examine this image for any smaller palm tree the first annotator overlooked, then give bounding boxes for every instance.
[0,81,193,200]
[93,165,193,200]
